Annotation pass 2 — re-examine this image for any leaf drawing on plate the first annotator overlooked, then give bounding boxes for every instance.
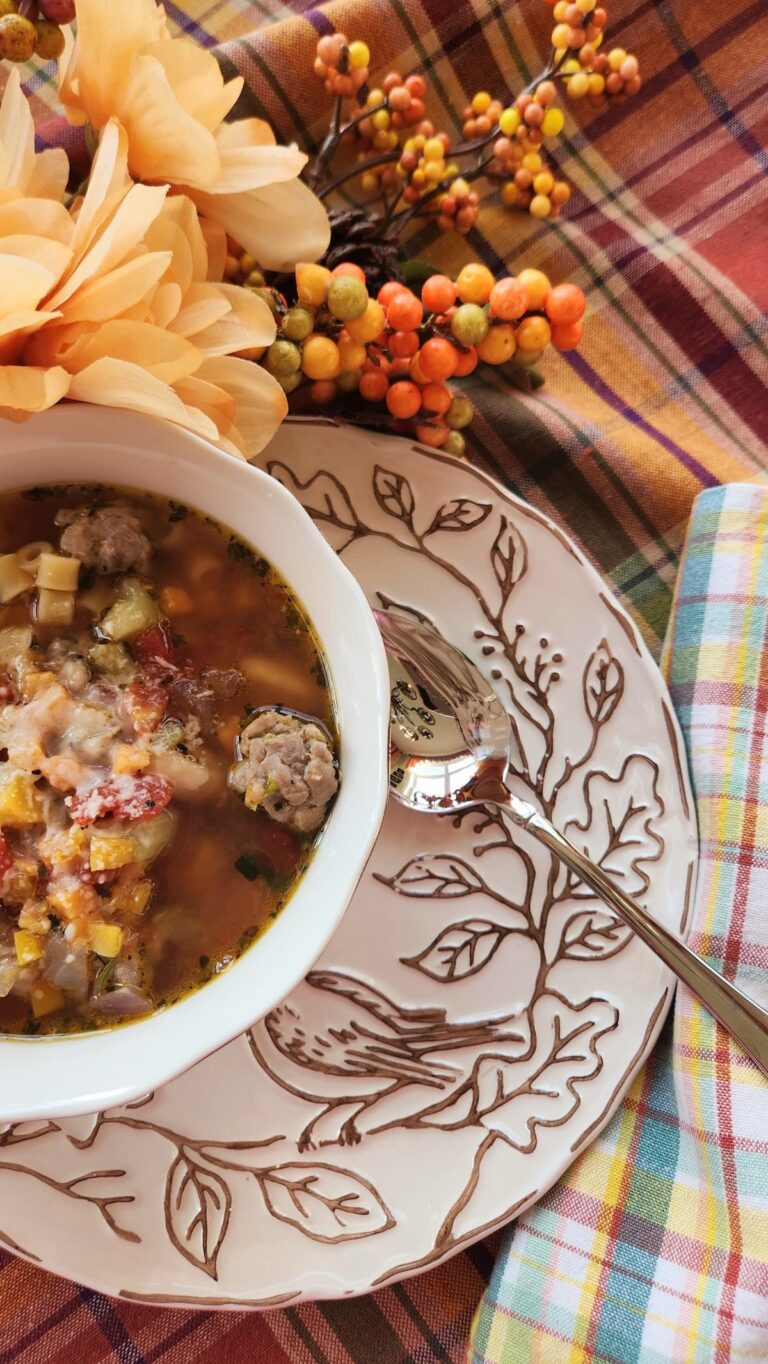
[490,515,527,602]
[0,1120,57,1146]
[402,919,518,981]
[378,854,486,899]
[425,498,492,535]
[564,754,664,898]
[258,1163,395,1243]
[266,462,361,536]
[165,1150,232,1279]
[373,465,416,530]
[559,909,633,961]
[583,640,623,727]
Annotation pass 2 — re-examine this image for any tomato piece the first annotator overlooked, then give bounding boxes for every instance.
[67,775,173,827]
[133,621,174,671]
[124,681,167,734]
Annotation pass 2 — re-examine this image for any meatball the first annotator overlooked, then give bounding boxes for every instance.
[59,506,151,575]
[229,709,338,834]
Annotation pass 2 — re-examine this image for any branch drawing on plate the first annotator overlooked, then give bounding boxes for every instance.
[257,459,667,1253]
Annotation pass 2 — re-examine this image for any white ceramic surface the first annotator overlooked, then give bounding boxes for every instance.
[0,419,697,1306]
[0,407,390,1124]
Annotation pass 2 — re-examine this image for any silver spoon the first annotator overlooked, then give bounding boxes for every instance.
[375,607,768,1079]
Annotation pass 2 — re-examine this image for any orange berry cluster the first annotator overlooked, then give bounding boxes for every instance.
[0,0,74,63]
[247,258,586,456]
[313,33,370,99]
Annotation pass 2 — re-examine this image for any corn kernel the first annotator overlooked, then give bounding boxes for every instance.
[89,923,124,957]
[112,879,152,916]
[90,834,138,871]
[48,883,100,920]
[159,586,193,616]
[30,980,64,1018]
[112,744,150,776]
[14,930,43,964]
[0,768,42,827]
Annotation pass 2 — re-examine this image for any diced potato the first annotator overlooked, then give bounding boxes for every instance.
[112,743,150,776]
[159,586,193,616]
[39,826,88,867]
[0,625,32,668]
[100,578,160,642]
[0,553,33,605]
[0,767,42,827]
[48,882,100,920]
[131,809,174,862]
[21,670,57,699]
[36,588,75,627]
[112,879,152,916]
[88,923,124,957]
[36,553,81,591]
[30,980,64,1018]
[90,834,138,871]
[14,930,43,964]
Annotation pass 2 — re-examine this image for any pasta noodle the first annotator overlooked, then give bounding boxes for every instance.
[36,588,75,627]
[16,541,53,575]
[0,554,33,605]
[36,553,81,592]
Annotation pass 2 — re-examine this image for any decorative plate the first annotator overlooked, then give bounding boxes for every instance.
[0,420,697,1308]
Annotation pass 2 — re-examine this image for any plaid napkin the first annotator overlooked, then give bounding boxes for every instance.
[470,482,768,1364]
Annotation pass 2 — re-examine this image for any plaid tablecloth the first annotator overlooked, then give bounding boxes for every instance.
[4,0,768,1359]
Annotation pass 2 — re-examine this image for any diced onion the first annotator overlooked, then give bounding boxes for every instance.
[91,986,152,1017]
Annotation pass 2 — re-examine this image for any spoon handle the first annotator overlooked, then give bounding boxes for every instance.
[501,794,768,1078]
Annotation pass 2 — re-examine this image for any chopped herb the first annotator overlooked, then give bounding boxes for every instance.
[172,633,186,647]
[80,567,96,592]
[227,537,269,577]
[285,605,299,629]
[237,926,258,952]
[22,486,55,502]
[234,853,261,881]
[29,636,40,650]
[199,955,209,969]
[94,957,117,993]
[168,501,188,522]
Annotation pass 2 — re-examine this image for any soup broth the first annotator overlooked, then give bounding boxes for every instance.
[0,485,337,1035]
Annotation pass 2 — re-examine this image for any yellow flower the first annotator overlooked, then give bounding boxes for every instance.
[59,0,330,268]
[0,77,286,455]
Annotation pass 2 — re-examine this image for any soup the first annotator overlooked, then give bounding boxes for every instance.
[0,486,338,1035]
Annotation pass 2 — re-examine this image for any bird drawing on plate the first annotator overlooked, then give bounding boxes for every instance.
[249,969,532,1151]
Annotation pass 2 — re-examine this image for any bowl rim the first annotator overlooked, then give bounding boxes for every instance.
[0,405,390,1123]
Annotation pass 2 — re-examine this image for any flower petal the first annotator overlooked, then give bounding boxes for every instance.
[61,319,201,386]
[199,134,306,195]
[63,0,169,129]
[58,251,172,324]
[149,281,183,330]
[167,283,230,339]
[190,176,330,271]
[118,54,221,188]
[173,373,235,428]
[25,149,70,202]
[0,236,72,287]
[187,282,276,355]
[0,198,73,245]
[198,215,227,283]
[0,69,35,191]
[72,121,132,255]
[197,355,288,457]
[141,39,243,132]
[49,183,169,309]
[0,254,59,312]
[216,118,276,151]
[66,356,219,442]
[0,364,70,415]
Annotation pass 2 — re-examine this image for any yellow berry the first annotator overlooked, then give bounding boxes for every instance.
[424,137,445,161]
[517,315,552,350]
[476,323,516,365]
[367,87,384,106]
[529,194,552,219]
[424,160,445,182]
[347,40,370,69]
[361,172,378,193]
[551,23,572,48]
[372,109,390,130]
[301,335,341,381]
[500,182,518,205]
[567,72,590,99]
[553,0,569,17]
[517,268,551,310]
[239,252,257,275]
[533,171,554,195]
[522,152,542,173]
[456,262,495,305]
[575,0,593,10]
[608,48,627,70]
[344,298,386,344]
[471,90,492,114]
[338,335,367,370]
[223,253,240,279]
[498,106,520,137]
[296,262,332,307]
[541,107,565,137]
[445,162,460,178]
[561,58,581,73]
[588,73,605,95]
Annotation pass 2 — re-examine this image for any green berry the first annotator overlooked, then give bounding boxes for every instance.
[265,340,302,377]
[281,307,315,342]
[245,269,266,289]
[252,287,279,318]
[450,303,489,347]
[444,431,466,458]
[446,395,474,429]
[336,369,361,393]
[327,276,369,322]
[277,371,302,394]
[516,348,543,368]
[0,13,36,60]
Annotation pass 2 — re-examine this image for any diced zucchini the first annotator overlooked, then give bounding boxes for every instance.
[30,980,64,1017]
[89,923,124,957]
[131,809,174,863]
[100,578,160,642]
[90,641,137,683]
[90,834,138,871]
[0,768,42,827]
[14,930,43,965]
